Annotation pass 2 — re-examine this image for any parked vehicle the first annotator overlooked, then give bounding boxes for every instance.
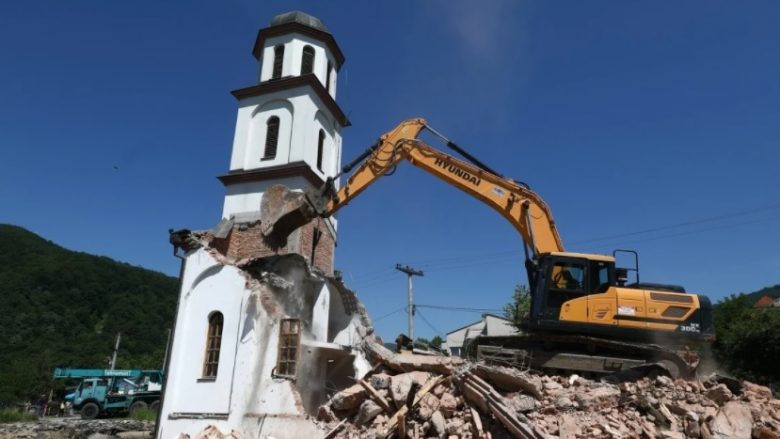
[54,368,163,419]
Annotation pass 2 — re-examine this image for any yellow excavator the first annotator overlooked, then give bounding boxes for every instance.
[266,118,715,378]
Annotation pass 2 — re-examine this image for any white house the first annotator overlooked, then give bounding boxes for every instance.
[156,12,370,439]
[444,314,519,357]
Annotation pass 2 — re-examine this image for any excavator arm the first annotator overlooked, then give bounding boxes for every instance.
[266,118,564,256]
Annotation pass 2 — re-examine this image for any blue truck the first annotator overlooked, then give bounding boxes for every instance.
[54,368,163,419]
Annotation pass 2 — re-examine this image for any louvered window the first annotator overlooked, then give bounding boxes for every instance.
[276,319,301,378]
[272,45,284,79]
[301,46,315,75]
[326,61,332,91]
[264,116,280,160]
[202,312,223,378]
[316,130,325,172]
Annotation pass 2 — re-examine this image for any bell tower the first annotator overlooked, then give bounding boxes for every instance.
[216,11,348,273]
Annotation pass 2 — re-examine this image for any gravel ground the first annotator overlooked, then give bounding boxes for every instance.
[0,416,153,439]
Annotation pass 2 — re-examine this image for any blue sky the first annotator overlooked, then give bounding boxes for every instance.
[1,1,779,342]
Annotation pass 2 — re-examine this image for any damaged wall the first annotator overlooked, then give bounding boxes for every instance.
[157,225,373,439]
[211,185,337,275]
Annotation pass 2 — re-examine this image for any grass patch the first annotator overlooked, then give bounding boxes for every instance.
[129,408,157,422]
[0,409,37,423]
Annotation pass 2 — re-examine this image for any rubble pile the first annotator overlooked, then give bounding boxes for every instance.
[314,343,780,439]
[0,418,152,439]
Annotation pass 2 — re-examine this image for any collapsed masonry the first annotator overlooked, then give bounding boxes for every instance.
[183,352,780,439]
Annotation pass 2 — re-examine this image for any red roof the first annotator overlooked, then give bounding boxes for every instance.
[754,295,775,308]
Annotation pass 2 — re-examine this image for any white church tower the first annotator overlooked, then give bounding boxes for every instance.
[219,11,349,221]
[213,11,349,275]
[157,13,373,439]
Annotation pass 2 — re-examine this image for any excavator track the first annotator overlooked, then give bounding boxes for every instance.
[466,333,698,380]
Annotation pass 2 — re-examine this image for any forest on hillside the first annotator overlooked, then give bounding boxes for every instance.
[0,225,178,403]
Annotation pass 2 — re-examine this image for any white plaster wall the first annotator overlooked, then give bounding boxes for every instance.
[245,100,294,169]
[484,315,519,336]
[158,255,368,438]
[311,284,330,342]
[221,175,309,219]
[159,252,319,439]
[445,321,483,355]
[159,250,244,419]
[230,299,304,419]
[259,33,337,94]
[288,95,342,177]
[226,90,342,183]
[313,110,339,179]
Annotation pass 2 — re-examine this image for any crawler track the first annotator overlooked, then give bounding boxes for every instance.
[467,333,699,379]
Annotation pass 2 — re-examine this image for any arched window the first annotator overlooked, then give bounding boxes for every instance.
[264,116,280,160]
[316,130,325,172]
[301,46,315,75]
[272,45,284,79]
[325,61,332,92]
[202,312,223,378]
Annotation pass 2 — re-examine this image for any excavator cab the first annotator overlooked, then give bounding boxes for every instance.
[529,252,616,322]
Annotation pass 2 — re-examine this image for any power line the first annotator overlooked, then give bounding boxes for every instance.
[374,307,406,322]
[416,309,444,337]
[570,203,780,246]
[416,304,504,313]
[345,202,780,282]
[587,215,780,251]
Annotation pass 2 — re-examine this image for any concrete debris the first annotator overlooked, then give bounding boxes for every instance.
[356,399,384,425]
[330,383,368,411]
[710,402,752,439]
[315,344,779,439]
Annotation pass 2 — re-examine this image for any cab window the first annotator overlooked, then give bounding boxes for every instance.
[546,260,587,310]
[551,262,585,291]
[590,261,612,293]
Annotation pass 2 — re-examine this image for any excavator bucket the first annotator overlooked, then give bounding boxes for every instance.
[260,184,320,248]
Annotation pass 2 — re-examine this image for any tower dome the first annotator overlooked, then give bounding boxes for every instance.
[269,11,329,32]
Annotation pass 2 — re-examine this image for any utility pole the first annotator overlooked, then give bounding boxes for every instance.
[110,332,121,370]
[395,264,424,341]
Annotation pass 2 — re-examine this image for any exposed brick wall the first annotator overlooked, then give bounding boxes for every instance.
[210,221,335,274]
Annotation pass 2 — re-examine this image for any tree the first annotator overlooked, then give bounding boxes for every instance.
[713,293,780,387]
[503,284,531,331]
[415,336,444,350]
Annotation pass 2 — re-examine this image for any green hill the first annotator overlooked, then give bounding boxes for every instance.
[0,224,178,403]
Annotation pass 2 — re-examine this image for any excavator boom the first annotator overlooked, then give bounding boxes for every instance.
[266,118,565,255]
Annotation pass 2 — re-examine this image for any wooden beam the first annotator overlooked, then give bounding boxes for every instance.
[470,406,485,439]
[323,418,347,439]
[382,375,448,438]
[358,379,391,412]
[398,412,407,439]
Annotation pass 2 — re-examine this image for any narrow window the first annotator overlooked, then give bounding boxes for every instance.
[202,312,223,378]
[264,116,280,160]
[276,319,301,378]
[272,45,284,79]
[316,130,325,172]
[326,61,332,91]
[301,46,315,75]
